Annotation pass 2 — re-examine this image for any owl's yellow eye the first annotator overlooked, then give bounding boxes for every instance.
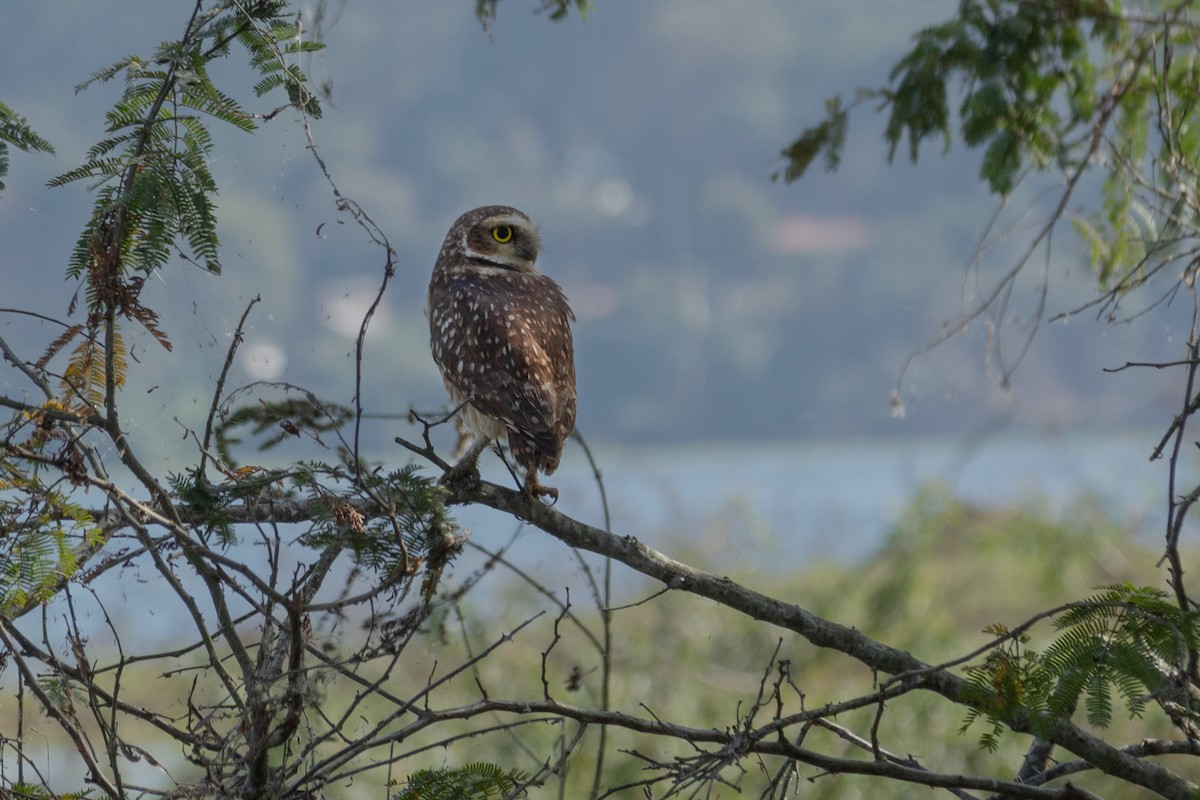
[492,225,513,244]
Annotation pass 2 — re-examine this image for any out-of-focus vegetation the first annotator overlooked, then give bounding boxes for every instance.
[5,484,1167,798]
[363,485,1177,798]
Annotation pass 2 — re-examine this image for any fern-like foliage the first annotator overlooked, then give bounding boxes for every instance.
[214,395,353,468]
[961,583,1199,749]
[167,465,245,545]
[59,326,126,413]
[0,455,102,619]
[7,782,93,800]
[178,387,455,586]
[960,623,1042,752]
[1045,584,1193,725]
[301,460,457,588]
[37,3,323,414]
[0,99,55,192]
[50,1,323,281]
[394,763,530,800]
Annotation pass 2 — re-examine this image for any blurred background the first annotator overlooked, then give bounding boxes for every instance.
[5,5,1196,795]
[0,0,1184,558]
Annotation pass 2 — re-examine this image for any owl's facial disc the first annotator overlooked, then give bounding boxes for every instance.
[464,213,540,272]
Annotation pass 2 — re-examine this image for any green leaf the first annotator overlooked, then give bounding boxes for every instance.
[0,466,100,619]
[776,96,847,183]
[394,764,530,800]
[0,100,54,191]
[476,0,591,31]
[960,82,1008,148]
[960,581,1199,748]
[884,30,954,163]
[980,128,1020,195]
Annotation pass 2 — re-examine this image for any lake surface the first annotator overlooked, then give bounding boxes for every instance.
[477,428,1171,565]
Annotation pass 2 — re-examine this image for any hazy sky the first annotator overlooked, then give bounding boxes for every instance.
[0,1,1187,460]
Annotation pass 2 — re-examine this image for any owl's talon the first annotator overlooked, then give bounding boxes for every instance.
[523,474,559,503]
[439,463,481,490]
[438,436,487,490]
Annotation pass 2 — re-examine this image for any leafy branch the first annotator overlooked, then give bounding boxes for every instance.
[778,0,1127,196]
[0,99,54,192]
[782,1,1200,412]
[41,0,326,433]
[474,0,592,32]
[414,469,1200,800]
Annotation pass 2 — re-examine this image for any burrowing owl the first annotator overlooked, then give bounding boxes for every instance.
[427,205,576,499]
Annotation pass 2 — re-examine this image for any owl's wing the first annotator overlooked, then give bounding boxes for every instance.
[446,296,576,469]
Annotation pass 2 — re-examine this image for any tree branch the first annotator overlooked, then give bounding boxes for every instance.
[440,479,1200,800]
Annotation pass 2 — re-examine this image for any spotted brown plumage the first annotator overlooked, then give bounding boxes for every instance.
[427,205,577,498]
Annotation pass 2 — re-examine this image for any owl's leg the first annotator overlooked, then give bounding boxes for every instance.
[523,469,559,502]
[441,435,489,486]
[450,414,472,459]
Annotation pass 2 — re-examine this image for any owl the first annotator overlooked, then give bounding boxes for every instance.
[427,206,577,499]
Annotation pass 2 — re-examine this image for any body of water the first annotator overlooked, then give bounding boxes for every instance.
[493,428,1172,565]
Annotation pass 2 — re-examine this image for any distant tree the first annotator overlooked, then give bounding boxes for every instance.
[777,0,1200,795]
[781,0,1200,394]
[3,2,1200,800]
